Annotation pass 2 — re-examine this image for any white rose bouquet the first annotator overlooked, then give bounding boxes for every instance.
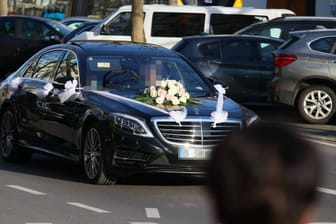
[134,79,199,107]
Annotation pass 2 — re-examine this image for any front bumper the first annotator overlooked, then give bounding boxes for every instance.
[107,131,208,177]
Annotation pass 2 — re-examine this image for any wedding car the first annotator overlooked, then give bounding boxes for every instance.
[0,40,259,184]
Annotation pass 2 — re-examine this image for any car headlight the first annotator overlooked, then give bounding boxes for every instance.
[110,113,153,137]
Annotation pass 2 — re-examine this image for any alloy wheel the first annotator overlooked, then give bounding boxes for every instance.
[83,128,102,179]
[303,90,333,120]
[0,111,15,158]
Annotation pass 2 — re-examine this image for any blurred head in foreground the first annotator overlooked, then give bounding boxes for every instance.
[207,123,321,224]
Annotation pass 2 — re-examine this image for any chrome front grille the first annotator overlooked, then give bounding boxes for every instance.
[153,118,241,147]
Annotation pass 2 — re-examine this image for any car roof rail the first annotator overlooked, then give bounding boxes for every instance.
[269,14,296,22]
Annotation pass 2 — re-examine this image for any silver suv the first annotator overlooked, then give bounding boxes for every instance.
[235,16,336,40]
[272,29,336,124]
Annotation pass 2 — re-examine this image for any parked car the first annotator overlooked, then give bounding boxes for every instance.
[73,4,294,48]
[63,21,100,43]
[173,34,283,104]
[61,16,101,30]
[0,15,71,79]
[235,16,336,40]
[0,40,259,184]
[272,29,336,124]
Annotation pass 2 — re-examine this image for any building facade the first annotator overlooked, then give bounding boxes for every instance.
[3,0,336,18]
[244,0,332,17]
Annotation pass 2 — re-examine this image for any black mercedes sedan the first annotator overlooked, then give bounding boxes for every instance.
[0,40,259,184]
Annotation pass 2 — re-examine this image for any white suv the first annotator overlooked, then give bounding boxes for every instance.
[72,4,295,48]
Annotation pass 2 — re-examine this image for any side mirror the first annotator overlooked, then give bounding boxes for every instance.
[53,76,74,89]
[101,24,107,34]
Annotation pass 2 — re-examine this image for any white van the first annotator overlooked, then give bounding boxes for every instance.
[73,4,295,48]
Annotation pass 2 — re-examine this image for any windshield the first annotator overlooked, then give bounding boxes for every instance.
[85,56,212,97]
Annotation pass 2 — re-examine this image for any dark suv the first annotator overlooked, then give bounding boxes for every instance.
[272,29,336,124]
[235,16,336,40]
[173,34,283,105]
[0,16,71,79]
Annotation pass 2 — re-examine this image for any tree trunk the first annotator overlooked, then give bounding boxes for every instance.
[0,0,8,16]
[131,0,145,43]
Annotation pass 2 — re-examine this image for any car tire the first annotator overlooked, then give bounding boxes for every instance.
[298,85,336,124]
[82,123,117,185]
[0,108,32,162]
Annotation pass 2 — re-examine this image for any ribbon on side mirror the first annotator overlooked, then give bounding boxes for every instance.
[9,77,23,91]
[36,82,54,100]
[58,80,80,103]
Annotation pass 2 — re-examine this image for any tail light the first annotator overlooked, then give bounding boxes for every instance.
[273,86,280,93]
[274,54,297,67]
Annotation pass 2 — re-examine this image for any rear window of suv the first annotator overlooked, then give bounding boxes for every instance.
[310,37,336,53]
[198,41,221,57]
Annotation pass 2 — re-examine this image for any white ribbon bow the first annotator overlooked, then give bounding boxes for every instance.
[9,77,23,91]
[211,84,228,128]
[169,108,187,126]
[36,82,54,99]
[58,80,79,103]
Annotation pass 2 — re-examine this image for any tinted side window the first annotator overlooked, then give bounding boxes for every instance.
[247,25,283,39]
[19,19,54,41]
[319,22,336,29]
[286,24,325,40]
[103,12,132,35]
[66,21,84,30]
[258,41,281,63]
[310,37,336,53]
[0,19,15,37]
[210,14,267,34]
[221,40,254,62]
[54,51,79,84]
[25,50,64,80]
[291,24,324,31]
[198,41,220,58]
[151,13,205,37]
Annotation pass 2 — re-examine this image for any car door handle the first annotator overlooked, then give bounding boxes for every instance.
[208,59,223,65]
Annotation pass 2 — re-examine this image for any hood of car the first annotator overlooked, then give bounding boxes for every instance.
[84,90,243,120]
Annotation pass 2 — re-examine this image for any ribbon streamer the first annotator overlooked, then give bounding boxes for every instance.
[91,90,188,125]
[211,84,228,128]
[169,108,187,126]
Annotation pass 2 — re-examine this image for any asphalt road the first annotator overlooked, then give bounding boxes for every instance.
[0,154,210,224]
[0,105,335,224]
[0,141,335,224]
[248,104,336,144]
